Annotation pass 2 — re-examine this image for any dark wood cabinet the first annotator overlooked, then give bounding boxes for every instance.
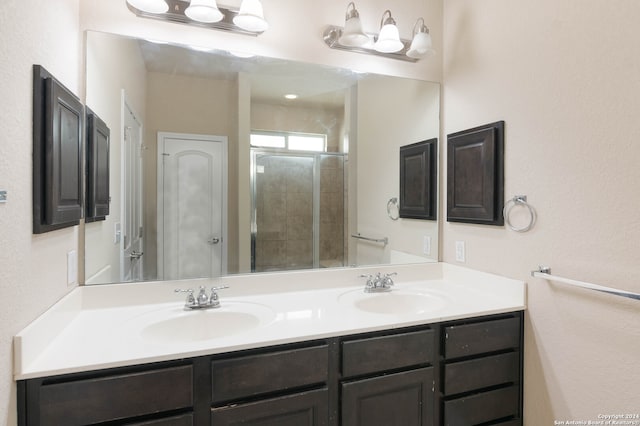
[211,344,328,403]
[211,388,329,426]
[342,329,435,377]
[342,368,435,426]
[18,311,523,426]
[442,313,523,426]
[33,65,84,233]
[85,107,110,222]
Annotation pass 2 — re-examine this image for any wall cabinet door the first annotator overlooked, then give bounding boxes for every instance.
[211,388,328,426]
[342,367,434,426]
[33,65,84,233]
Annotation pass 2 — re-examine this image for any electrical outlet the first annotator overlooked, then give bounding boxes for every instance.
[423,236,431,255]
[67,250,78,286]
[455,241,466,263]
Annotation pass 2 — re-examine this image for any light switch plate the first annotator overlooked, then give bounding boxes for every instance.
[114,222,121,244]
[67,250,78,286]
[423,236,431,255]
[455,241,466,263]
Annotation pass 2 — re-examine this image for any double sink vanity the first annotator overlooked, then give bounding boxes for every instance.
[15,263,526,426]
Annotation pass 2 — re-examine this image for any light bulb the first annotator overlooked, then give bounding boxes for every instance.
[126,0,168,14]
[338,2,369,47]
[185,0,224,23]
[374,11,404,53]
[407,18,433,59]
[233,0,268,32]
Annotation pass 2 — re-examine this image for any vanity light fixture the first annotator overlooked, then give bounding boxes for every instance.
[233,0,269,32]
[323,3,434,62]
[127,0,169,13]
[185,0,223,23]
[126,0,268,36]
[338,2,369,47]
[406,18,433,59]
[373,10,403,53]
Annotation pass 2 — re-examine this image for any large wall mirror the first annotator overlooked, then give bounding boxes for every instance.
[84,31,440,285]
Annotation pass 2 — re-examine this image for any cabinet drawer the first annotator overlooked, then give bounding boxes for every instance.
[38,365,193,426]
[444,352,519,395]
[443,385,519,426]
[212,344,328,403]
[342,329,435,377]
[342,367,434,426]
[444,316,520,359]
[211,388,328,426]
[128,413,193,425]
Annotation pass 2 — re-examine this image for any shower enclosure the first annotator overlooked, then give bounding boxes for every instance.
[251,149,347,272]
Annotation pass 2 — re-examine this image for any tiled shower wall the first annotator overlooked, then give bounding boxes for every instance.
[319,155,345,268]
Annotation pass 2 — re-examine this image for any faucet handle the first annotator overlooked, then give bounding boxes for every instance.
[382,272,397,287]
[174,288,196,307]
[209,285,229,306]
[359,274,375,289]
[211,285,230,291]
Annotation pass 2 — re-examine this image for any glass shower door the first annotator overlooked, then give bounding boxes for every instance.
[251,150,346,272]
[252,152,315,272]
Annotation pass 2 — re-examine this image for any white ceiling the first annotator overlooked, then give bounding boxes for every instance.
[138,40,363,108]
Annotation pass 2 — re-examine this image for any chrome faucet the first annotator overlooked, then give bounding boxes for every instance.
[175,285,229,310]
[360,272,397,293]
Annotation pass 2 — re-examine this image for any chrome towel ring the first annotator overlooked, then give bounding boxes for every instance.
[503,195,536,232]
[387,197,399,220]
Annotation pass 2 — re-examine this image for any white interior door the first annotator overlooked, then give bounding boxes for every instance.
[121,100,144,282]
[158,133,227,280]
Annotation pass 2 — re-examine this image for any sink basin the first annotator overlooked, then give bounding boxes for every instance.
[339,288,447,315]
[134,302,276,343]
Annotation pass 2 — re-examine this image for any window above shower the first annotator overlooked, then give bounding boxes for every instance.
[250,130,328,152]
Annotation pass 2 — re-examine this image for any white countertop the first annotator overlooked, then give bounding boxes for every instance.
[14,262,526,380]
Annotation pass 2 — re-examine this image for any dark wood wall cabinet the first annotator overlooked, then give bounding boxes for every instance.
[85,108,110,222]
[17,311,523,426]
[32,65,85,233]
[399,138,438,220]
[447,121,505,226]
[32,66,111,232]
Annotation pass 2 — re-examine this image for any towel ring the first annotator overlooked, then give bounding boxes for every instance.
[387,197,399,220]
[503,195,536,232]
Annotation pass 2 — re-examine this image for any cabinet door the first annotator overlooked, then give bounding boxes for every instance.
[33,65,84,233]
[342,368,434,426]
[211,388,328,426]
[86,108,110,221]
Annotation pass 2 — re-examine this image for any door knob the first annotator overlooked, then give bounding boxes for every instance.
[129,250,143,259]
[208,237,220,245]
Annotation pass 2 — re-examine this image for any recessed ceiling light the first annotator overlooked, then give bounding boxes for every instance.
[188,44,214,52]
[284,94,298,100]
[229,50,256,58]
[145,38,169,45]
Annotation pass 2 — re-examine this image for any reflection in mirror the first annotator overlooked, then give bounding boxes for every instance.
[84,31,440,285]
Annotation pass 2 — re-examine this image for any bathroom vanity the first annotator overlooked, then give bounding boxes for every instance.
[15,263,525,426]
